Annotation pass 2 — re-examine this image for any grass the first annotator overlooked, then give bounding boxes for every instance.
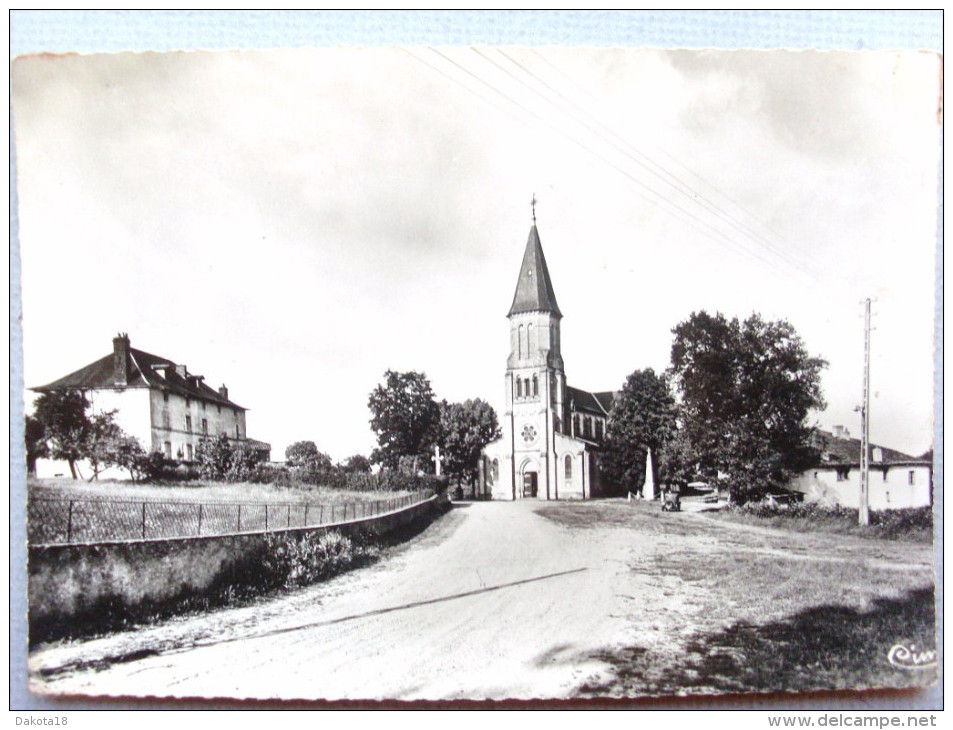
[28,476,409,505]
[535,499,937,697]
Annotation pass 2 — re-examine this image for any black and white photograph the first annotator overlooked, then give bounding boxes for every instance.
[11,11,941,711]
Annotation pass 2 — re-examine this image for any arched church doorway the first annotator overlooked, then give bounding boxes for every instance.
[522,471,538,498]
[519,458,540,498]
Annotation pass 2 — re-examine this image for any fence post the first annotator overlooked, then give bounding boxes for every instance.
[287,504,291,528]
[198,503,203,536]
[265,504,269,530]
[141,502,147,540]
[330,504,334,522]
[238,504,242,532]
[305,503,309,526]
[66,500,74,543]
[320,504,325,524]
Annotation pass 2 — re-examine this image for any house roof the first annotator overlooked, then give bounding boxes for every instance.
[811,429,927,467]
[33,345,246,410]
[507,225,562,318]
[567,386,615,416]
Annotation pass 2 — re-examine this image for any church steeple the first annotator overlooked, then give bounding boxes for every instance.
[507,224,562,318]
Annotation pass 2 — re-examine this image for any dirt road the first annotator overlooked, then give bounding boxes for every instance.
[30,501,641,701]
[28,500,935,702]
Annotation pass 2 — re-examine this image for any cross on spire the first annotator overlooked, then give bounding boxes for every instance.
[531,193,537,224]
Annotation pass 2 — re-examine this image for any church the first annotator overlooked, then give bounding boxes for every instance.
[479,215,616,500]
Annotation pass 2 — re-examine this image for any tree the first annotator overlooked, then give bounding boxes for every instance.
[439,399,501,490]
[196,433,234,480]
[340,454,372,473]
[285,440,332,470]
[84,409,124,480]
[368,370,441,471]
[669,311,827,502]
[599,369,678,495]
[228,440,264,482]
[33,391,92,479]
[24,414,48,476]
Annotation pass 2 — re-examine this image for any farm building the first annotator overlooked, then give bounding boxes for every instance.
[791,426,933,510]
[31,333,270,477]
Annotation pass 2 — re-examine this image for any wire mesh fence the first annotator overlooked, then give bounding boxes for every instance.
[27,490,433,546]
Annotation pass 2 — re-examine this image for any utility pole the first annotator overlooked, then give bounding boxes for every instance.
[859,298,872,526]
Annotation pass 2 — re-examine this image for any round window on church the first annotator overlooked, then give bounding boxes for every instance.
[521,423,538,444]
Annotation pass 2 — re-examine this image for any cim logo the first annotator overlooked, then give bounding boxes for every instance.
[887,643,937,670]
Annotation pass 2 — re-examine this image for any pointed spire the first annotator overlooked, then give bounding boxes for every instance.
[507,221,562,318]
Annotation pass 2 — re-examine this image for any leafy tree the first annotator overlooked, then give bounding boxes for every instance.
[84,409,124,480]
[196,433,234,480]
[109,436,149,482]
[228,440,264,482]
[599,369,678,495]
[33,391,91,479]
[285,440,332,470]
[368,370,441,471]
[340,454,372,473]
[24,414,48,476]
[669,311,827,503]
[439,399,501,489]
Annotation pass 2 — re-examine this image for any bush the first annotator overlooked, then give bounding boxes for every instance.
[134,450,178,482]
[729,500,933,541]
[870,506,934,539]
[260,530,379,589]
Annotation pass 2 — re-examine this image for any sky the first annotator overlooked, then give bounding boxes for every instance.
[12,43,941,461]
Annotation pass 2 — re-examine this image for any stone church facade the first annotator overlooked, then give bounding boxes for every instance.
[479,222,615,500]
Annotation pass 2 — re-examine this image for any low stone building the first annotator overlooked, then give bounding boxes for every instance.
[32,333,270,476]
[791,426,933,510]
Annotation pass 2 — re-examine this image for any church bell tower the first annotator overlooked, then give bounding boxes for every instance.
[502,203,567,499]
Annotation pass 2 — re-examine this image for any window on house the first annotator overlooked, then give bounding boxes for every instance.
[202,401,206,411]
[186,397,191,408]
[235,425,240,439]
[518,325,524,360]
[162,411,171,429]
[185,415,192,433]
[216,404,221,413]
[492,459,499,482]
[186,444,193,461]
[595,420,604,440]
[532,375,538,397]
[202,418,208,435]
[164,441,172,458]
[162,392,169,402]
[908,470,915,486]
[836,470,848,482]
[517,378,523,398]
[527,323,535,354]
[565,455,572,481]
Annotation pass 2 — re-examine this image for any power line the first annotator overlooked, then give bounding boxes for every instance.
[413,47,812,282]
[505,48,822,280]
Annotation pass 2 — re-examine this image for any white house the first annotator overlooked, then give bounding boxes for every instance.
[31,333,270,477]
[791,426,933,510]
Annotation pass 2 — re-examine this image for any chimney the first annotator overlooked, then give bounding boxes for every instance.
[218,384,228,401]
[833,425,844,439]
[175,364,188,378]
[112,333,130,386]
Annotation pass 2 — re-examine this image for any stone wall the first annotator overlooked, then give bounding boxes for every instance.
[28,493,449,639]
